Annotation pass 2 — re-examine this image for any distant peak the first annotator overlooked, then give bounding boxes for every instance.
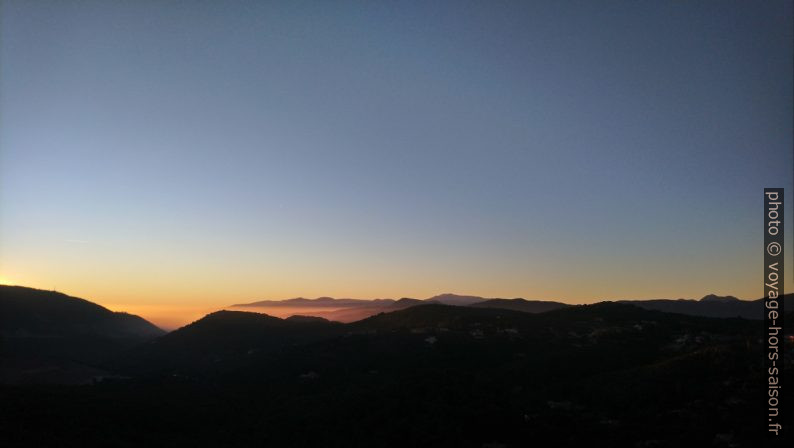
[700,294,740,302]
[428,293,478,299]
[426,293,487,305]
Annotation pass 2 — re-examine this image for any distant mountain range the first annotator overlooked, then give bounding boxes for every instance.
[2,284,792,446]
[619,293,792,320]
[118,295,778,380]
[232,293,493,308]
[3,285,790,385]
[231,292,788,321]
[230,293,568,322]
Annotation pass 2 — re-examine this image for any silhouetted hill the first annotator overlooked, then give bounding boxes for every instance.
[120,300,766,380]
[620,293,793,319]
[426,293,488,306]
[350,302,531,332]
[471,298,569,313]
[699,294,740,303]
[0,285,163,339]
[129,301,760,381]
[0,285,164,384]
[123,310,343,375]
[348,301,756,344]
[1,296,781,447]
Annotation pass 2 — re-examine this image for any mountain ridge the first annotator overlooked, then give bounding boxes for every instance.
[0,285,164,338]
[227,292,786,322]
[0,285,166,385]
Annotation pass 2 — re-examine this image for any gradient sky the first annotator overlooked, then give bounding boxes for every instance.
[1,1,792,329]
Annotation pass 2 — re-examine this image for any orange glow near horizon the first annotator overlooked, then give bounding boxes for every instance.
[2,269,771,331]
[101,303,224,331]
[1,0,792,338]
[0,233,782,330]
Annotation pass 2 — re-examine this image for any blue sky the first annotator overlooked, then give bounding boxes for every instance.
[1,0,792,326]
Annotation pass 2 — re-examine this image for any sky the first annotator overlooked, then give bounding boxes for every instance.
[1,0,792,329]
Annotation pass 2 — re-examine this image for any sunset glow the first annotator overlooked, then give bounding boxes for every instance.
[1,2,791,446]
[1,0,791,331]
